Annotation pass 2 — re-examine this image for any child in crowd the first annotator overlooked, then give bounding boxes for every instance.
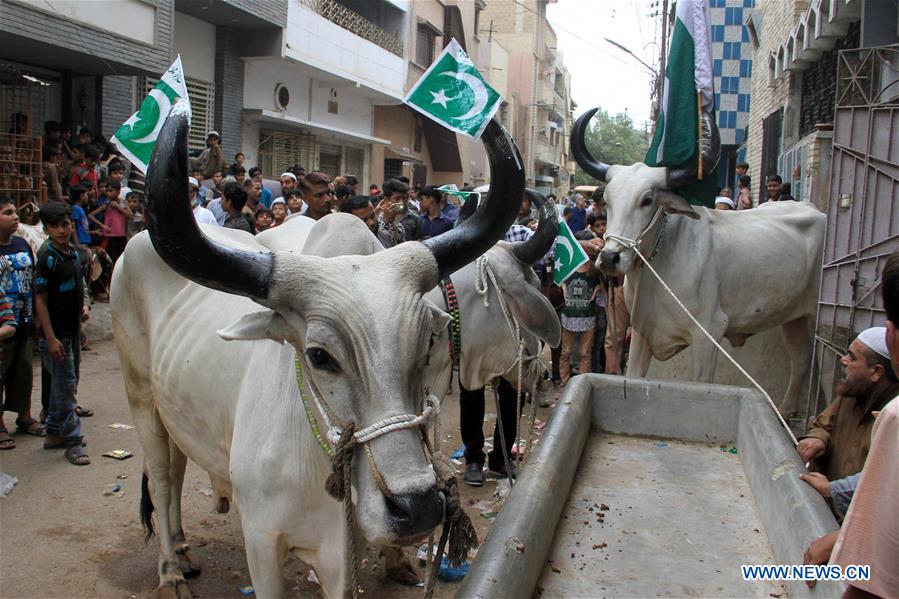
[68,144,100,197]
[0,196,43,450]
[89,182,132,264]
[270,198,288,227]
[254,207,273,233]
[588,213,608,374]
[69,185,92,247]
[125,192,144,240]
[34,203,90,466]
[286,189,304,215]
[559,229,601,386]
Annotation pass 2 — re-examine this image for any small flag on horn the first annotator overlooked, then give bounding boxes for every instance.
[112,56,191,174]
[405,39,502,140]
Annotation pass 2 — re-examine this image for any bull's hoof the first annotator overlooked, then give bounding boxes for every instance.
[156,579,192,599]
[386,562,421,586]
[215,496,230,514]
[176,545,202,578]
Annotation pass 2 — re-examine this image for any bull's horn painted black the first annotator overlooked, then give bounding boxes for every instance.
[570,108,611,183]
[570,106,721,190]
[423,118,525,280]
[146,112,525,297]
[146,109,275,300]
[511,188,559,266]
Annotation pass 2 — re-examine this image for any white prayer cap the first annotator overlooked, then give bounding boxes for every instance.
[271,197,287,206]
[856,327,890,360]
[715,196,735,208]
[279,172,297,181]
[188,177,199,188]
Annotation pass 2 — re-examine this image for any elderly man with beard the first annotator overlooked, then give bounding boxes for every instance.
[796,327,899,482]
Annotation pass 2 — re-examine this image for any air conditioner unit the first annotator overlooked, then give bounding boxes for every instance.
[273,83,290,111]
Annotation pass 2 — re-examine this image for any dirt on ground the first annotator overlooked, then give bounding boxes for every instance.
[0,304,556,598]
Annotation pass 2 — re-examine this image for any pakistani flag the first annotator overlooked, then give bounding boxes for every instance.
[437,183,477,202]
[553,221,590,286]
[405,38,501,140]
[645,0,716,206]
[111,56,191,173]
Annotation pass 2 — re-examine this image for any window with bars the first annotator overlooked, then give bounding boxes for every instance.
[319,142,341,177]
[139,76,214,152]
[416,26,436,66]
[383,158,403,182]
[257,130,316,179]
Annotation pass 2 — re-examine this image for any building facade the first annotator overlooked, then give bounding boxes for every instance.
[744,0,897,208]
[709,0,756,190]
[479,0,574,196]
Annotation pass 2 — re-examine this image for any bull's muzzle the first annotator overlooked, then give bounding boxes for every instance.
[385,488,444,540]
[599,249,621,273]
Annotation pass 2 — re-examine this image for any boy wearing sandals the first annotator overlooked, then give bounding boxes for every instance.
[34,203,90,465]
[0,196,44,449]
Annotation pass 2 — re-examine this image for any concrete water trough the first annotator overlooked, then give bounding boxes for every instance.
[458,375,843,598]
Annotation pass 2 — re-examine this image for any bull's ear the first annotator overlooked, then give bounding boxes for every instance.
[506,284,562,347]
[217,310,294,343]
[422,298,451,335]
[657,190,700,219]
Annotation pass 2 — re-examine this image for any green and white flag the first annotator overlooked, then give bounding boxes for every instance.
[111,56,191,173]
[645,0,713,169]
[553,221,590,286]
[437,183,476,202]
[405,38,501,140]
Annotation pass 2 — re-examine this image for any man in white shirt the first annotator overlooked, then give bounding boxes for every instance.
[190,177,218,226]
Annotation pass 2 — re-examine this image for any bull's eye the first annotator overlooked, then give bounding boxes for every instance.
[640,196,652,208]
[307,347,339,372]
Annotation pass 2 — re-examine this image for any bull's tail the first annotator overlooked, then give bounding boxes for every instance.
[140,471,155,542]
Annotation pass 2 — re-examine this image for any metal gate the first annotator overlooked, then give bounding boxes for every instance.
[807,45,899,421]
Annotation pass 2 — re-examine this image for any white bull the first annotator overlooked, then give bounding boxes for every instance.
[111,107,526,598]
[572,109,825,417]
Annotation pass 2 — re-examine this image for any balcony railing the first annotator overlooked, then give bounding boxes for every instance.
[298,0,404,57]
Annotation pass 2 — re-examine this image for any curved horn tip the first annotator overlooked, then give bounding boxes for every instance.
[570,107,612,183]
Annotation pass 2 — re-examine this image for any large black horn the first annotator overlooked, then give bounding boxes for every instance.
[423,119,524,279]
[666,111,721,189]
[511,189,558,265]
[145,106,274,300]
[570,108,612,182]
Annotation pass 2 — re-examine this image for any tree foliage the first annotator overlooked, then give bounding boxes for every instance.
[573,109,650,186]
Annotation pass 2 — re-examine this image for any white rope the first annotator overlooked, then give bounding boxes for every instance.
[353,396,439,445]
[607,234,799,446]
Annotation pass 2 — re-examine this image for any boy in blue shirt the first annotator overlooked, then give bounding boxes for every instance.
[69,185,92,246]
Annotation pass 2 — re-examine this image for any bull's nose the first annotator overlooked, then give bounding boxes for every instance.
[599,250,620,269]
[385,488,444,538]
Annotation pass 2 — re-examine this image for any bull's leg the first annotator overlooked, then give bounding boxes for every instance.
[242,528,288,599]
[778,316,814,419]
[689,318,727,383]
[625,329,652,378]
[133,406,191,598]
[312,532,350,599]
[168,442,201,579]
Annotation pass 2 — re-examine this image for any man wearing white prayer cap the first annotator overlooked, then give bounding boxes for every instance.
[796,326,899,482]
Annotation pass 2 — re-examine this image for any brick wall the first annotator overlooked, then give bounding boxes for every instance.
[0,0,173,74]
[745,0,809,202]
[101,76,136,138]
[214,28,244,159]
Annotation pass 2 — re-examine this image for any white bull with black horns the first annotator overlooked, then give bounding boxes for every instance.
[110,101,526,598]
[426,188,561,396]
[570,108,824,417]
